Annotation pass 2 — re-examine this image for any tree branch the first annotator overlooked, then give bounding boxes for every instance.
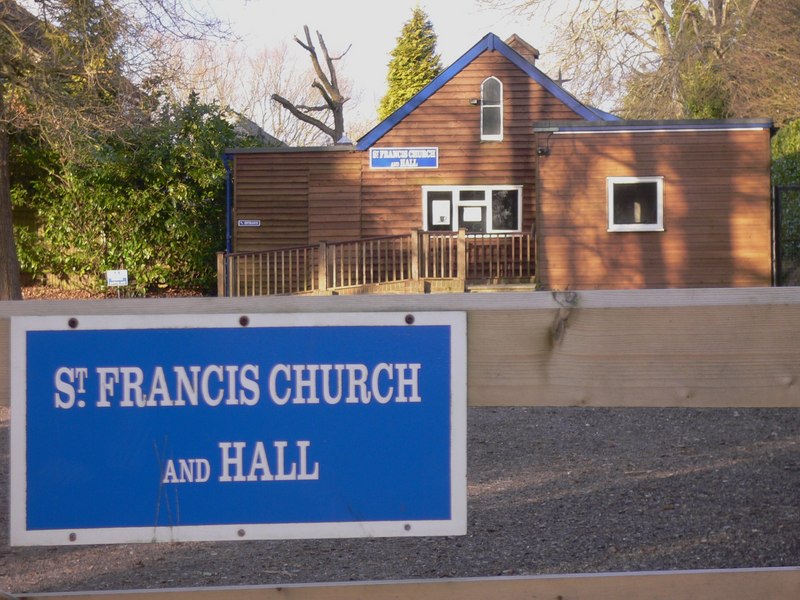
[270,92,334,139]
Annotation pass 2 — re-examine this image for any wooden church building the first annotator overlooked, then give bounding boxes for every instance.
[222,33,774,295]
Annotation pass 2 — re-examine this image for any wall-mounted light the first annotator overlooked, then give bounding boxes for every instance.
[468,98,481,106]
[537,147,551,156]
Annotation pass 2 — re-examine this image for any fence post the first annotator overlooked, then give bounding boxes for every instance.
[216,252,226,297]
[411,231,421,282]
[226,254,236,297]
[457,228,467,290]
[318,241,329,292]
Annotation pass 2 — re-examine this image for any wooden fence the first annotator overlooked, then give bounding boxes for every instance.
[3,287,800,599]
[218,231,535,296]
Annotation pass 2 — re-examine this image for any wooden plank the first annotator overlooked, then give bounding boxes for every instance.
[3,288,800,408]
[18,568,800,600]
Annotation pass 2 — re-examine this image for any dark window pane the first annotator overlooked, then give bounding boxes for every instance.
[482,78,502,104]
[426,191,453,231]
[483,106,501,136]
[459,190,485,202]
[458,206,486,233]
[492,190,519,230]
[613,182,658,225]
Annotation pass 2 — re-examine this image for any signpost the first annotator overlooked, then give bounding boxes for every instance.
[105,269,128,287]
[10,312,466,546]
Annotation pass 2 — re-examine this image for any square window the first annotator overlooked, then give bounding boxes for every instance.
[607,177,664,232]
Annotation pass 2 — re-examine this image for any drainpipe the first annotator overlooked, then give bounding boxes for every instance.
[222,153,233,297]
[223,153,233,254]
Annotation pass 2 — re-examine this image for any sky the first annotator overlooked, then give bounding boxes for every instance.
[199,0,559,126]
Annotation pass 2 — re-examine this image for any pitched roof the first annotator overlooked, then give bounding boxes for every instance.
[356,32,616,151]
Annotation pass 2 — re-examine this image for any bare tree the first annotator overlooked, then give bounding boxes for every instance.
[479,0,798,120]
[250,44,332,146]
[271,25,351,145]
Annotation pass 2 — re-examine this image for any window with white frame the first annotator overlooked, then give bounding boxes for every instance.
[481,77,503,141]
[423,186,522,233]
[607,176,664,232]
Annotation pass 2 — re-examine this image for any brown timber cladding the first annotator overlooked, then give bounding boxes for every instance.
[535,128,773,290]
[233,150,362,251]
[232,49,586,251]
[360,51,585,238]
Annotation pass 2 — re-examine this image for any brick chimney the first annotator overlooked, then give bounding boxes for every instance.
[505,34,540,66]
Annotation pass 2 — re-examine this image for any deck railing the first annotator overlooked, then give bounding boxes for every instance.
[324,235,415,290]
[466,233,534,281]
[219,230,534,296]
[223,245,320,297]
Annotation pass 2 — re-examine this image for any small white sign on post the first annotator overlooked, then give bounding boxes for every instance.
[105,269,128,287]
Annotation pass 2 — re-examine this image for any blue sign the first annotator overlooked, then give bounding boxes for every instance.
[10,312,466,546]
[370,147,438,169]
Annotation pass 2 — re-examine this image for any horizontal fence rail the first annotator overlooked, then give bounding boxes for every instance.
[15,568,800,600]
[4,287,799,409]
[220,231,535,296]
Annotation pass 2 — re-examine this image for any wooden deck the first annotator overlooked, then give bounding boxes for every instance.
[218,231,535,297]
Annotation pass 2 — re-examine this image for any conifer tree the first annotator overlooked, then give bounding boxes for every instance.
[377,7,442,121]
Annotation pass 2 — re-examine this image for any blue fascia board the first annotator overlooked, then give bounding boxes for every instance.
[356,33,615,151]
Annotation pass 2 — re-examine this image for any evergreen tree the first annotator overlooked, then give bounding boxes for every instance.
[377,7,442,121]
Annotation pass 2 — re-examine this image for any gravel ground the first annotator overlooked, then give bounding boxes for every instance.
[1,405,799,595]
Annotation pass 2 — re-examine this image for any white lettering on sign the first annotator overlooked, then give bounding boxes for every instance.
[267,363,421,405]
[217,440,320,483]
[369,147,438,169]
[52,362,421,409]
[83,364,261,409]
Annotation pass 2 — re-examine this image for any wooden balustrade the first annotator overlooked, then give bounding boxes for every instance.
[223,245,320,297]
[218,230,534,296]
[326,235,414,290]
[420,231,460,279]
[466,233,534,281]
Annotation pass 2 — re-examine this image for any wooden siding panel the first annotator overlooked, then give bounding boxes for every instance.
[233,151,361,251]
[308,154,362,243]
[536,129,773,289]
[231,48,589,249]
[360,50,585,238]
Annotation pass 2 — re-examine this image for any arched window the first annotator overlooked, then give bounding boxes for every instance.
[481,77,503,141]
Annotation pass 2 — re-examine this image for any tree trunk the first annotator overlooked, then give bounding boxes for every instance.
[0,92,23,301]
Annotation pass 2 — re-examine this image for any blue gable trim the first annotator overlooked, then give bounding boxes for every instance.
[356,32,615,151]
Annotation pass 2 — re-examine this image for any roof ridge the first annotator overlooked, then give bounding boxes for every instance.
[356,33,614,150]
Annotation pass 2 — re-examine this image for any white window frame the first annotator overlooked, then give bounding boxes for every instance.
[422,185,523,233]
[607,176,664,232]
[480,77,503,142]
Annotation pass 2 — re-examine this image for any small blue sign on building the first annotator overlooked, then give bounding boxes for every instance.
[369,147,438,169]
[10,312,467,546]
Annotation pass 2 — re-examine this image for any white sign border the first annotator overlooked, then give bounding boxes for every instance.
[10,311,467,546]
[369,146,439,170]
